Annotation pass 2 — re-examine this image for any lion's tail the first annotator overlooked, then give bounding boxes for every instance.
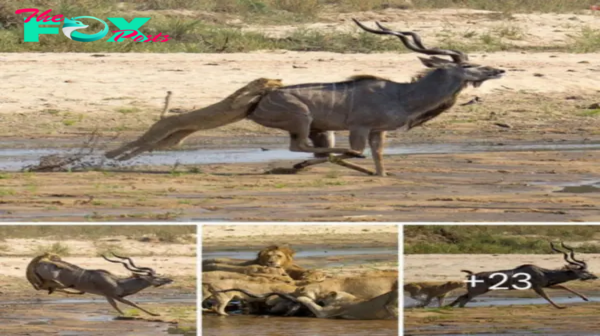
[105,77,283,161]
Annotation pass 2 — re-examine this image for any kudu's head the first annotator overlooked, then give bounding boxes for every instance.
[551,242,598,281]
[353,19,505,88]
[102,254,174,287]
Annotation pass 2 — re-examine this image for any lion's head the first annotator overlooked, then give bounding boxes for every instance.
[256,245,295,268]
[321,291,357,306]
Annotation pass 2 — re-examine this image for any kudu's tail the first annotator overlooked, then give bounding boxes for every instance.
[461,270,474,276]
[105,78,283,161]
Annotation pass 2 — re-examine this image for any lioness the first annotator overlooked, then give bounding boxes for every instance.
[219,286,399,320]
[203,245,309,280]
[294,273,398,302]
[202,264,295,283]
[26,253,85,295]
[404,281,465,307]
[202,272,298,316]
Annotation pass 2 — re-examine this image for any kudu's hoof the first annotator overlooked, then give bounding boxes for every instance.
[345,151,366,159]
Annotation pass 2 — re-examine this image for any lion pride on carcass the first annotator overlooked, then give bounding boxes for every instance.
[202,245,399,319]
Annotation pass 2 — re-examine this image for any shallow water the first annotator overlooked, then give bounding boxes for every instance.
[2,142,599,171]
[203,247,398,260]
[202,315,398,336]
[404,295,600,308]
[529,179,600,193]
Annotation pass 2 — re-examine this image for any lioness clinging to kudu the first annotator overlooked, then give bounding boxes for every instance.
[105,78,284,161]
[404,280,465,307]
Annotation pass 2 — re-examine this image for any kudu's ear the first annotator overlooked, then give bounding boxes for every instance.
[418,56,453,68]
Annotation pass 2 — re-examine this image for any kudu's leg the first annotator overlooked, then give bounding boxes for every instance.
[294,296,334,318]
[310,131,335,158]
[447,293,473,308]
[53,288,86,295]
[419,295,433,308]
[369,131,389,176]
[293,128,376,175]
[114,297,160,316]
[105,297,126,315]
[289,130,364,157]
[436,294,447,307]
[532,287,566,309]
[548,285,589,301]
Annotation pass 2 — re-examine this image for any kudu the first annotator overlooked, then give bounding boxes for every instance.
[246,19,505,176]
[448,242,598,309]
[32,253,173,316]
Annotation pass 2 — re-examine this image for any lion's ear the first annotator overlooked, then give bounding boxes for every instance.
[282,246,296,257]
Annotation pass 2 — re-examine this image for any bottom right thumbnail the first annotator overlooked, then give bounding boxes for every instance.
[404,224,600,335]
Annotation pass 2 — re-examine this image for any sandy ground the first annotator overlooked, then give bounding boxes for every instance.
[0,51,599,138]
[0,236,197,257]
[248,8,600,47]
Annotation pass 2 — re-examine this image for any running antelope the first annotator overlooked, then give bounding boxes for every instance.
[30,253,173,316]
[244,19,505,176]
[448,242,597,309]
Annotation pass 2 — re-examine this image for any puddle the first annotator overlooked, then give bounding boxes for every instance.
[1,142,599,171]
[557,183,600,193]
[25,318,51,325]
[203,315,398,336]
[203,247,398,260]
[530,179,600,194]
[405,295,600,308]
[79,315,114,322]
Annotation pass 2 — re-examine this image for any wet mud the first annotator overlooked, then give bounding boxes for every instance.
[1,141,600,171]
[1,139,599,221]
[0,293,196,336]
[203,315,398,336]
[404,288,600,335]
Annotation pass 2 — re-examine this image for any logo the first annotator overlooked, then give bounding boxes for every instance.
[15,8,170,43]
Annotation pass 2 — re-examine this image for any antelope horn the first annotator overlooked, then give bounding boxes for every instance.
[550,241,571,263]
[353,19,468,63]
[102,255,148,274]
[561,242,586,267]
[111,253,156,275]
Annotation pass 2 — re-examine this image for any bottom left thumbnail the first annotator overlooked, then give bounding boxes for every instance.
[0,225,197,336]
